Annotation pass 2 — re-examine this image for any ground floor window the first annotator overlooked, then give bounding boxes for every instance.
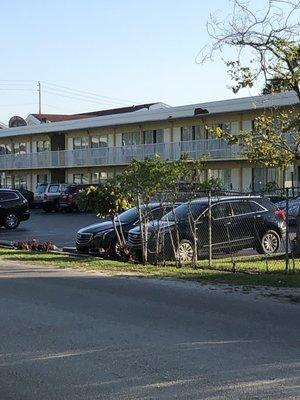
[14,176,27,188]
[3,175,13,188]
[92,172,108,184]
[73,173,89,184]
[210,169,232,190]
[252,167,280,192]
[37,174,48,184]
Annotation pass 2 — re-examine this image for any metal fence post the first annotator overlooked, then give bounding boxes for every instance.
[208,190,212,268]
[285,188,290,274]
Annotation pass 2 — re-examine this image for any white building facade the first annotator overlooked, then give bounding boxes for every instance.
[0,92,298,192]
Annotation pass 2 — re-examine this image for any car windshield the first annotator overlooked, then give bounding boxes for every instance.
[115,207,139,223]
[64,186,78,194]
[36,184,47,194]
[162,202,207,221]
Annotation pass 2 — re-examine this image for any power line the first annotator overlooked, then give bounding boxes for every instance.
[0,80,141,105]
[42,81,138,105]
[43,89,129,107]
[42,85,133,106]
[0,88,36,92]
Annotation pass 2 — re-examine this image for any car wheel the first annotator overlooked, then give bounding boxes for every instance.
[109,240,122,259]
[177,239,194,262]
[4,212,20,229]
[257,230,280,254]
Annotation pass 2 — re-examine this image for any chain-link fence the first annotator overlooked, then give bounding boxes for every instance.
[126,189,299,274]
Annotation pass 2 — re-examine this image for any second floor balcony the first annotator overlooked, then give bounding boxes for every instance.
[0,139,243,171]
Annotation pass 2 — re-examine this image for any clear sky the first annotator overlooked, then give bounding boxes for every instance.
[0,0,266,124]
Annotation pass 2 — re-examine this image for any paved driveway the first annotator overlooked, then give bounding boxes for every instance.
[0,209,100,248]
[0,261,299,400]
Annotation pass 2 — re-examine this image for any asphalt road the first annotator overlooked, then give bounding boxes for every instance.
[0,209,100,248]
[0,261,299,399]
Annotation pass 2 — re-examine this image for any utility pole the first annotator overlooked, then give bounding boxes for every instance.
[38,81,42,114]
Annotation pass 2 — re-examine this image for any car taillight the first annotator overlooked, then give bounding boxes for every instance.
[275,209,286,220]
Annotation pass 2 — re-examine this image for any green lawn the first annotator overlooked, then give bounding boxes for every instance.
[0,248,299,288]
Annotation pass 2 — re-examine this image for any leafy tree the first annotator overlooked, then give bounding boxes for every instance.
[199,0,300,169]
[121,154,206,265]
[76,181,131,217]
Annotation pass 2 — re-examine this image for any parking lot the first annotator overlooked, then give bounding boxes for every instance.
[0,209,100,249]
[0,208,297,254]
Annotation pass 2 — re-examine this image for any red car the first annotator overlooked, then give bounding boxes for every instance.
[59,184,90,212]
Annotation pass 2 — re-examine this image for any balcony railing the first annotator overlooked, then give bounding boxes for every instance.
[0,139,243,170]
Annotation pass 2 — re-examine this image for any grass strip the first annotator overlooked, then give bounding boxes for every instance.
[0,248,299,288]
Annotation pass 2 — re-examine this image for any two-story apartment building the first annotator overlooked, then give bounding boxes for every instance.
[0,92,299,192]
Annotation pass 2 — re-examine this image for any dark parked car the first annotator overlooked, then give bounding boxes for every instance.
[76,203,176,256]
[59,184,90,212]
[127,196,287,262]
[0,189,30,229]
[15,187,34,208]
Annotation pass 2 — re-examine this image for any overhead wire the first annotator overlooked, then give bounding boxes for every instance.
[43,89,132,108]
[41,81,138,105]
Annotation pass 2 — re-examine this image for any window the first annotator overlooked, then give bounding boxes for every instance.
[37,174,48,184]
[14,176,27,189]
[162,203,207,222]
[0,144,12,154]
[0,192,18,201]
[218,121,239,135]
[91,135,108,148]
[13,142,26,154]
[5,175,12,188]
[122,132,142,146]
[181,125,206,141]
[73,174,89,184]
[92,172,108,184]
[211,203,232,219]
[231,201,252,216]
[181,126,194,141]
[48,184,60,193]
[195,125,206,140]
[218,122,231,134]
[36,183,48,193]
[250,202,265,212]
[156,129,164,143]
[210,169,232,190]
[73,137,89,150]
[143,130,164,144]
[6,144,12,154]
[37,140,50,152]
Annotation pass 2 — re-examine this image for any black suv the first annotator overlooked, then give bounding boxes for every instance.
[76,203,176,257]
[127,196,286,262]
[0,189,30,229]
